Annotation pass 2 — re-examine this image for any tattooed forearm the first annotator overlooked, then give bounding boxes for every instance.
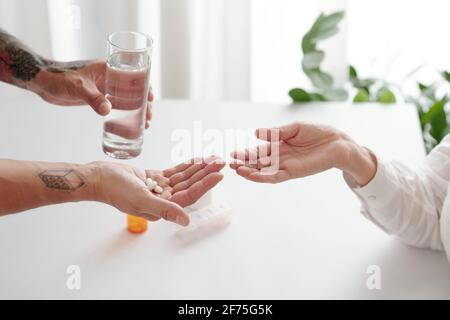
[0,28,87,86]
[0,160,97,215]
[39,169,85,191]
[44,59,90,73]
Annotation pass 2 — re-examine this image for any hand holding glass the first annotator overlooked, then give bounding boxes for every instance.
[102,31,153,159]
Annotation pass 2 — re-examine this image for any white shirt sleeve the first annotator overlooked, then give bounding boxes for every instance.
[345,135,450,252]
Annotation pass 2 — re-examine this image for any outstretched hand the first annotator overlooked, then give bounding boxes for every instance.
[230,122,376,185]
[93,156,225,226]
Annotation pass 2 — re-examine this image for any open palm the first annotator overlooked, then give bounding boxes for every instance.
[95,156,225,225]
[230,122,350,184]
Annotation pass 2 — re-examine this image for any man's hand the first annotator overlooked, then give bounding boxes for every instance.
[92,156,225,226]
[230,122,376,186]
[29,60,154,128]
[0,29,153,127]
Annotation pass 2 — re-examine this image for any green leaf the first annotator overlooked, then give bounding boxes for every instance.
[302,11,345,53]
[418,82,437,102]
[323,88,348,101]
[317,11,345,30]
[309,93,326,101]
[349,65,358,80]
[353,89,370,103]
[289,88,312,102]
[442,125,450,138]
[376,87,396,104]
[426,100,448,142]
[308,27,340,43]
[348,65,375,91]
[307,70,334,90]
[442,70,450,83]
[418,82,427,92]
[297,11,346,100]
[302,51,325,70]
[301,35,315,53]
[307,11,345,43]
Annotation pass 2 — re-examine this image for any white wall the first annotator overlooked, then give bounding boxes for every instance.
[347,0,450,87]
[0,0,52,57]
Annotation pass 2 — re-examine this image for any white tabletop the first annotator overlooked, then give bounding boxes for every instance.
[1,87,450,299]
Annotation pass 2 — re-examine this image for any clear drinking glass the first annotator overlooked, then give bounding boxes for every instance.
[103,31,153,159]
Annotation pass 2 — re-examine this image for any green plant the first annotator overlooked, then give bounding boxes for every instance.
[289,11,347,102]
[290,10,450,153]
[407,73,450,152]
[349,65,396,104]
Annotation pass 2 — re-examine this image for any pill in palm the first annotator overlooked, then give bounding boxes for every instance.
[146,178,157,190]
[154,185,163,194]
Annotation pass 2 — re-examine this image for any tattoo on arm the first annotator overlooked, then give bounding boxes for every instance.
[44,60,90,73]
[0,28,87,86]
[39,169,85,191]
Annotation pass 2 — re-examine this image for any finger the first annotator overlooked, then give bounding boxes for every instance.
[256,123,300,142]
[146,172,170,186]
[230,144,271,160]
[171,172,224,207]
[145,102,152,129]
[147,214,161,221]
[162,157,203,177]
[169,162,207,186]
[139,194,189,226]
[105,71,149,96]
[247,171,287,184]
[169,156,223,186]
[172,159,226,193]
[235,166,284,184]
[230,157,271,170]
[229,158,245,170]
[235,166,260,179]
[244,156,273,170]
[78,83,111,116]
[148,86,154,101]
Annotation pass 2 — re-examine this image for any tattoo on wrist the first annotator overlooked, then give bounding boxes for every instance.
[0,28,87,85]
[39,169,85,191]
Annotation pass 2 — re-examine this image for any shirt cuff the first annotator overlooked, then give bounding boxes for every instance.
[344,156,399,211]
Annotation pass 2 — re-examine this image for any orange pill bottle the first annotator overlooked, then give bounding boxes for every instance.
[127,215,148,233]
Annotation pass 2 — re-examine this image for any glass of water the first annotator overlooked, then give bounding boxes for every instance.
[103,31,153,159]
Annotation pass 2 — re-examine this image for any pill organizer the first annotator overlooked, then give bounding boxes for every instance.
[174,202,233,243]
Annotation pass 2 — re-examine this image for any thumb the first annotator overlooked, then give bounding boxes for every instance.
[140,194,190,226]
[78,83,111,116]
[256,123,300,142]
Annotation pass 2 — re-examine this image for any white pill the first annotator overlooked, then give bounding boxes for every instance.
[146,178,157,190]
[148,182,158,190]
[154,185,163,194]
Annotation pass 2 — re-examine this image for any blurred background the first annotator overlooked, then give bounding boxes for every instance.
[1,0,449,103]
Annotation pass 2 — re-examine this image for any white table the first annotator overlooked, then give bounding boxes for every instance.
[1,87,450,299]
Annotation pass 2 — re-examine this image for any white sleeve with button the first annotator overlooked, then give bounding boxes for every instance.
[345,135,450,251]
